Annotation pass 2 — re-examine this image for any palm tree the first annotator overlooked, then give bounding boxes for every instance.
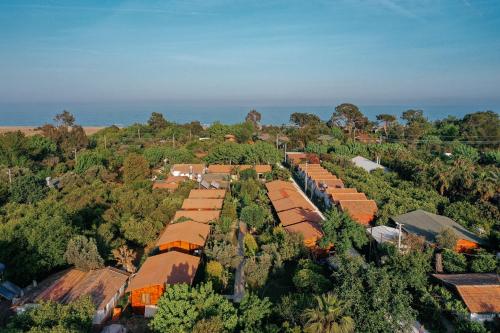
[303,293,354,333]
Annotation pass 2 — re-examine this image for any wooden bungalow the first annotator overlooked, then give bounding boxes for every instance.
[127,252,200,316]
[156,220,210,254]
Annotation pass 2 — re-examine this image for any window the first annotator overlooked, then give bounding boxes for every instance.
[141,293,151,305]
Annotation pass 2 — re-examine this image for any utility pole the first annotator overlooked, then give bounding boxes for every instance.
[137,128,141,139]
[276,133,279,149]
[104,135,107,149]
[396,222,403,253]
[172,134,175,148]
[73,148,77,163]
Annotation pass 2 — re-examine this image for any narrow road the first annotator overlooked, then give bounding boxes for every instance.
[232,221,247,303]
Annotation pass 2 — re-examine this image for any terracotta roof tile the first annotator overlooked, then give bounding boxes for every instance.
[265,180,295,192]
[127,252,200,292]
[188,189,226,199]
[181,198,223,210]
[277,208,323,227]
[171,164,205,175]
[330,193,367,203]
[339,200,378,225]
[284,221,323,247]
[207,165,233,174]
[156,221,210,248]
[326,188,358,194]
[173,210,221,223]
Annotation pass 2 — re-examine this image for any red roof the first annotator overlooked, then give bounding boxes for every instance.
[181,198,223,210]
[173,210,221,223]
[339,200,378,225]
[330,193,367,203]
[156,221,210,248]
[277,208,323,227]
[284,221,323,248]
[126,252,200,292]
[188,189,226,199]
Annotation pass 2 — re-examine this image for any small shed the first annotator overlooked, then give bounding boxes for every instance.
[351,156,386,173]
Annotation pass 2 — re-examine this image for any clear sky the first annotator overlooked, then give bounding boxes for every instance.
[1,0,499,106]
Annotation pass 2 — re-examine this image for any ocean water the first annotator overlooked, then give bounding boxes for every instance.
[0,102,497,126]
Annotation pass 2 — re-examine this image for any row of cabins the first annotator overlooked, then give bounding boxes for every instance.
[153,164,272,191]
[265,180,325,252]
[295,162,378,226]
[126,188,226,317]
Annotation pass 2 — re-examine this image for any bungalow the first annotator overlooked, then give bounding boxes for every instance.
[17,267,129,325]
[284,221,324,249]
[181,198,224,210]
[392,210,485,252]
[338,200,378,226]
[432,273,499,322]
[173,210,221,224]
[188,189,226,199]
[330,192,367,204]
[170,164,205,179]
[156,221,210,254]
[285,152,308,165]
[324,188,358,207]
[277,207,323,227]
[127,252,200,316]
[270,194,315,213]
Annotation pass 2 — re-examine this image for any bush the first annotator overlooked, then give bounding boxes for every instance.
[10,174,47,204]
[442,249,467,273]
[240,204,268,231]
[64,235,104,271]
[205,260,227,290]
[470,251,497,273]
[244,233,258,257]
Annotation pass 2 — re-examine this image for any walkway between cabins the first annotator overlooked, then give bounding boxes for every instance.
[232,221,247,303]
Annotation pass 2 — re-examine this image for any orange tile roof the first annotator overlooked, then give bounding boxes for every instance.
[181,198,223,210]
[153,182,179,190]
[433,273,500,314]
[36,267,129,310]
[456,285,500,313]
[127,252,200,292]
[339,200,378,225]
[156,221,210,248]
[326,188,358,194]
[316,179,345,188]
[271,195,315,212]
[188,189,226,199]
[207,165,234,174]
[277,208,323,227]
[254,165,272,173]
[265,180,296,192]
[330,193,367,203]
[267,188,302,201]
[171,164,205,175]
[284,221,323,247]
[173,210,221,223]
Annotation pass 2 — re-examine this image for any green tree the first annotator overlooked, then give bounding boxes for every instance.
[290,113,322,127]
[442,249,467,273]
[148,112,169,130]
[244,233,258,257]
[376,114,397,138]
[244,254,272,290]
[4,297,95,333]
[238,293,272,332]
[435,228,458,250]
[241,204,268,231]
[64,235,104,271]
[54,110,76,126]
[149,282,237,333]
[205,260,227,290]
[123,153,150,184]
[245,109,262,129]
[329,103,368,137]
[9,175,47,204]
[319,210,368,254]
[470,251,497,273]
[460,111,500,147]
[302,293,354,333]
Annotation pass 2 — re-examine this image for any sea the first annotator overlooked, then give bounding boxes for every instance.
[0,102,497,127]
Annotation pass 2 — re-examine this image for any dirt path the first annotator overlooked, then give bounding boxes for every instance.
[232,221,247,303]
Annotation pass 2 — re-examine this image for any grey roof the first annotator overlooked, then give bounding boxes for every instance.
[0,281,22,300]
[351,156,385,173]
[432,273,499,286]
[392,209,485,245]
[367,226,401,245]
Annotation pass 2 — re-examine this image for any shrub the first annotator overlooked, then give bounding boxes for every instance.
[244,233,258,257]
[64,235,104,271]
[470,251,497,273]
[442,249,467,273]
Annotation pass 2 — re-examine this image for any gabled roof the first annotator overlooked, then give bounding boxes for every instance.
[173,210,221,223]
[433,274,500,314]
[339,200,378,225]
[271,195,315,213]
[254,165,272,173]
[277,208,323,227]
[35,267,130,310]
[267,188,302,202]
[188,189,226,199]
[181,198,223,210]
[392,210,485,245]
[153,181,179,190]
[330,193,367,203]
[315,179,345,188]
[156,221,210,248]
[207,165,233,174]
[265,180,296,192]
[127,252,200,292]
[351,156,385,173]
[284,221,323,246]
[326,188,357,194]
[171,164,205,175]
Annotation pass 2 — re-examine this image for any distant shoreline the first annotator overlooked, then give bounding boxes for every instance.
[0,126,106,136]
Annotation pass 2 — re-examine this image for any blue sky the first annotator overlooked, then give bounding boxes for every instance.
[0,0,499,106]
